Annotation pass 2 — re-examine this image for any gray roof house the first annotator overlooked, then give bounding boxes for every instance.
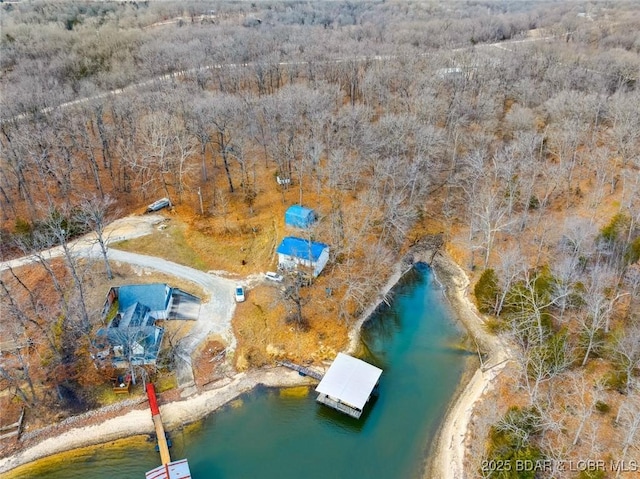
[117,284,173,318]
[96,283,200,367]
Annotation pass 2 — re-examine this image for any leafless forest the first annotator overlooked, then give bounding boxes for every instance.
[1,1,640,477]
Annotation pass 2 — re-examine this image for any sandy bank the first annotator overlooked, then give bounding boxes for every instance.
[424,251,510,479]
[0,368,313,476]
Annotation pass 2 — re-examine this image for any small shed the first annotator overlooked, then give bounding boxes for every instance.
[285,205,317,229]
[276,236,329,277]
[315,353,382,419]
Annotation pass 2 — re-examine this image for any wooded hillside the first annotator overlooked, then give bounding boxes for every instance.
[1,1,639,477]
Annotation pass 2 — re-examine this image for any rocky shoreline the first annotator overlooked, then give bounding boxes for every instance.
[0,368,315,476]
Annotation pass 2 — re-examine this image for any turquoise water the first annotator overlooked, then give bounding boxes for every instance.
[8,264,469,479]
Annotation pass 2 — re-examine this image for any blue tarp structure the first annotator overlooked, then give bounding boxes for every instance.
[276,236,328,262]
[285,205,317,229]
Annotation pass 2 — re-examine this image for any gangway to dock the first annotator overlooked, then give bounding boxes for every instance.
[145,383,192,479]
[277,360,324,380]
[147,383,171,466]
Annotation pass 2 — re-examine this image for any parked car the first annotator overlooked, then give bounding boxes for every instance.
[265,272,284,283]
[146,197,172,213]
[235,285,245,302]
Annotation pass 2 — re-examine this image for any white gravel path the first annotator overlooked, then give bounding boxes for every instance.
[1,214,238,390]
[106,248,237,388]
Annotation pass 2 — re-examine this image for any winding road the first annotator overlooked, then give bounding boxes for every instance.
[0,214,238,393]
[1,33,557,124]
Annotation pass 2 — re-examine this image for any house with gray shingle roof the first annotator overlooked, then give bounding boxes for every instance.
[96,283,199,367]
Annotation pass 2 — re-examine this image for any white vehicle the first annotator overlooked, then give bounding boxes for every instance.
[235,285,245,303]
[265,272,284,283]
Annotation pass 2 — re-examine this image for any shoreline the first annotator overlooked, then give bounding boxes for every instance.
[0,368,314,477]
[0,237,507,478]
[423,251,510,479]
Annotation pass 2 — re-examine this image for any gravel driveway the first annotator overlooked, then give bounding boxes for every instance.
[1,214,238,393]
[106,249,237,389]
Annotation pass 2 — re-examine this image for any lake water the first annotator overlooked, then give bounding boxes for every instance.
[6,264,469,479]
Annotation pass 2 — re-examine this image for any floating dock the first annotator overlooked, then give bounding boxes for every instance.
[315,353,382,419]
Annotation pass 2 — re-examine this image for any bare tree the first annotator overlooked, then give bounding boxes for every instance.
[624,263,640,301]
[0,306,37,406]
[280,271,310,329]
[137,111,177,199]
[209,94,246,193]
[609,320,640,394]
[75,194,117,280]
[608,92,640,168]
[546,119,587,194]
[173,126,197,203]
[0,123,37,215]
[213,189,231,232]
[495,247,526,316]
[13,229,70,319]
[0,269,59,355]
[470,187,517,269]
[615,395,640,478]
[559,216,598,262]
[185,96,214,182]
[40,207,91,331]
[567,370,604,446]
[579,266,627,365]
[506,268,568,345]
[511,327,573,405]
[550,256,579,322]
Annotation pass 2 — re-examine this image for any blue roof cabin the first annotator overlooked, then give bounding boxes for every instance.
[276,236,330,277]
[285,205,317,229]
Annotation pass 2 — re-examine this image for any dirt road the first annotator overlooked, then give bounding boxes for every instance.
[0,214,237,392]
[107,248,237,389]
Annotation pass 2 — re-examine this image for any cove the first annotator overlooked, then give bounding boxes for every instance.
[8,263,469,479]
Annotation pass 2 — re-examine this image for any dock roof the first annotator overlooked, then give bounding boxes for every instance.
[315,353,382,410]
[146,459,191,479]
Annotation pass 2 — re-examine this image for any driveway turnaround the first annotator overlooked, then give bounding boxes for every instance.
[1,214,237,392]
